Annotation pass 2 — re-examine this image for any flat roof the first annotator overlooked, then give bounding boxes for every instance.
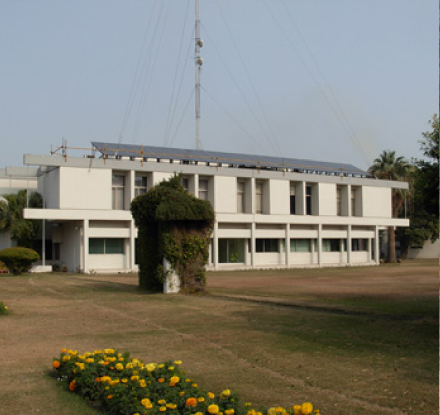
[91,142,371,178]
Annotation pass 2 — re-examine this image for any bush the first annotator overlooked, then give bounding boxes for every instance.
[0,301,8,315]
[0,260,8,274]
[0,247,40,275]
[52,348,319,415]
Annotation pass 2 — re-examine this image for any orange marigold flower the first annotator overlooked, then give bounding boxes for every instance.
[61,348,67,353]
[95,377,101,383]
[158,378,165,383]
[52,360,60,369]
[69,380,76,392]
[185,398,198,407]
[108,395,113,400]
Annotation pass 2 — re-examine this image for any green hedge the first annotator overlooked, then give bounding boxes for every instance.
[0,247,40,275]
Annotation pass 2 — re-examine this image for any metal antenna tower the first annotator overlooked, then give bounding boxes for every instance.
[194,0,204,150]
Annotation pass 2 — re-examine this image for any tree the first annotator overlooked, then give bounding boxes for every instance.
[0,190,43,248]
[398,115,439,257]
[369,151,410,262]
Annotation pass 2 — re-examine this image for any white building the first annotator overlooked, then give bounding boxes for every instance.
[19,142,409,273]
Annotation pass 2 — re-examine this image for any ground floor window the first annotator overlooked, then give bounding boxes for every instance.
[219,239,245,263]
[89,238,124,254]
[322,239,342,252]
[256,238,279,253]
[290,239,313,252]
[352,238,368,251]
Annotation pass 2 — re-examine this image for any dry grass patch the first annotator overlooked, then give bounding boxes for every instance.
[0,260,438,415]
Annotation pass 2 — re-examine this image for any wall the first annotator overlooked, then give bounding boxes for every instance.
[318,183,337,216]
[214,176,236,213]
[269,180,289,215]
[44,169,60,209]
[408,239,439,259]
[362,187,392,218]
[59,167,111,210]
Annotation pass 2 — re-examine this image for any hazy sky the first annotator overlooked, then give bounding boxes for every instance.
[0,0,438,170]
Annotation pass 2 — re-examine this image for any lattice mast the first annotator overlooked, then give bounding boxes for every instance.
[194,0,204,150]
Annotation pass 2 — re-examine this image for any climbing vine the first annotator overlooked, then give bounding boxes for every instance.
[131,174,214,293]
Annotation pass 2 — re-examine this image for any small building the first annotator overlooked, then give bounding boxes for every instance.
[18,142,409,273]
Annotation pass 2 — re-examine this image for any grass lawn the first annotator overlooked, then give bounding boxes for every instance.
[0,259,438,415]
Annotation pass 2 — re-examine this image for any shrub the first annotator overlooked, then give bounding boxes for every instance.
[52,348,319,415]
[0,301,8,315]
[0,247,40,275]
[0,260,8,274]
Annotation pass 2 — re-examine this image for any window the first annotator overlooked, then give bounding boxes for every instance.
[255,181,263,214]
[256,239,279,253]
[322,239,341,252]
[352,239,367,251]
[290,184,296,215]
[199,178,208,200]
[306,185,312,215]
[135,175,147,197]
[219,239,245,263]
[290,239,311,252]
[89,238,124,254]
[336,186,342,216]
[181,177,189,193]
[237,181,245,213]
[351,188,358,216]
[112,174,125,210]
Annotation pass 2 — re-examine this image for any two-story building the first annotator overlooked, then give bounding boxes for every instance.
[22,142,409,273]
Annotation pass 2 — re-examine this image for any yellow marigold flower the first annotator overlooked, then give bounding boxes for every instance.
[159,406,166,412]
[105,386,109,390]
[115,363,124,371]
[86,358,94,363]
[168,366,174,371]
[170,376,179,384]
[141,398,152,408]
[185,378,191,382]
[300,403,313,415]
[267,408,277,415]
[131,375,140,382]
[197,397,205,402]
[104,349,114,354]
[208,405,220,415]
[119,357,124,362]
[208,392,215,399]
[111,380,119,386]
[174,360,182,365]
[157,364,165,368]
[195,412,203,415]
[158,400,166,405]
[225,410,234,415]
[220,390,231,399]
[122,378,128,383]
[246,411,256,415]
[275,407,285,414]
[166,404,177,409]
[180,391,185,396]
[191,383,198,388]
[62,355,70,362]
[145,363,156,372]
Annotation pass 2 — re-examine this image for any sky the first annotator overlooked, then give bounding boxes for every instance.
[0,0,438,171]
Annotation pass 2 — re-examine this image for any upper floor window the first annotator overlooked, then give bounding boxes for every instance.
[290,184,296,215]
[199,178,208,200]
[255,181,263,214]
[181,177,189,193]
[112,174,125,210]
[336,186,342,216]
[306,185,313,215]
[135,175,147,198]
[237,180,245,213]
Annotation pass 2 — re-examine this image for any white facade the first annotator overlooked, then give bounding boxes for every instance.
[19,148,410,273]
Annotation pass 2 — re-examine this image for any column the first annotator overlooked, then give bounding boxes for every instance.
[130,220,136,271]
[317,224,322,267]
[213,221,218,271]
[251,222,256,268]
[347,225,352,265]
[285,223,290,267]
[374,225,380,264]
[83,219,89,273]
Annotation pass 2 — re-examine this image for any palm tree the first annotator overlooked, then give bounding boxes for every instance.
[368,151,410,263]
[0,190,43,248]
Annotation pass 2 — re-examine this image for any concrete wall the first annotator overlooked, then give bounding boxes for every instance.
[318,183,337,216]
[408,239,439,259]
[214,176,237,213]
[59,167,111,210]
[362,187,392,218]
[269,180,289,215]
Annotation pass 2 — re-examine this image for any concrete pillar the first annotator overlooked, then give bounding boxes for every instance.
[285,223,290,267]
[130,220,136,271]
[374,226,380,264]
[347,225,352,265]
[213,221,218,271]
[83,219,89,273]
[317,224,322,267]
[251,222,256,268]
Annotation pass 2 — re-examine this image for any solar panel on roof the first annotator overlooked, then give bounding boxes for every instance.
[91,141,370,177]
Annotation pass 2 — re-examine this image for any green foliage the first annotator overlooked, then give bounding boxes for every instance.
[131,174,214,293]
[0,301,8,315]
[0,247,40,275]
[0,189,43,248]
[52,348,316,415]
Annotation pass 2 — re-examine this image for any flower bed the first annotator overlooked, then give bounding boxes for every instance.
[52,349,319,415]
